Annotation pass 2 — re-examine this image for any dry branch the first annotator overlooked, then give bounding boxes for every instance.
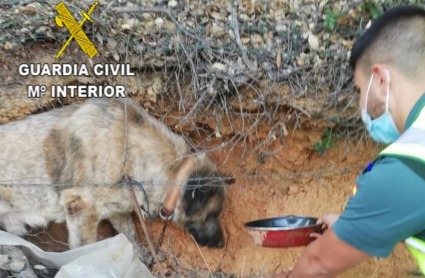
[110,6,199,40]
[232,7,256,71]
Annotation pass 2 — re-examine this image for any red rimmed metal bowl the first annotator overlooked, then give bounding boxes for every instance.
[244,215,323,248]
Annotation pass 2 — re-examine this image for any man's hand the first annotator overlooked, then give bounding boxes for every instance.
[310,213,340,238]
[272,272,288,278]
[285,227,371,277]
[317,213,341,227]
[272,268,293,278]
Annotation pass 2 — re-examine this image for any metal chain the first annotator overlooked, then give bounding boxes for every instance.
[155,220,169,253]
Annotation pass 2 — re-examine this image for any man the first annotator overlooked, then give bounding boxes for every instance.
[275,5,425,278]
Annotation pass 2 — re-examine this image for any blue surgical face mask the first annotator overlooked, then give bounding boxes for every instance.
[361,71,400,144]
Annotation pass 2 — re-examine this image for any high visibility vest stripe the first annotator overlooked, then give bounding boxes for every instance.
[411,107,425,129]
[406,238,425,275]
[406,237,425,254]
[378,105,425,163]
[374,100,425,274]
[380,143,425,163]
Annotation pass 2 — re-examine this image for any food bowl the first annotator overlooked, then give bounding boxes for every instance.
[244,215,323,248]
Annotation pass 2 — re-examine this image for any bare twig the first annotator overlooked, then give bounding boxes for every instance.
[191,235,213,278]
[287,103,312,119]
[110,6,199,41]
[167,232,197,274]
[241,254,246,278]
[371,259,382,278]
[232,5,256,71]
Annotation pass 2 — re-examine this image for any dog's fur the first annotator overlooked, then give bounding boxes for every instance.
[0,98,226,264]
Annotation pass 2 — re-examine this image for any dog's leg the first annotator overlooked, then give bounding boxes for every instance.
[2,222,28,237]
[66,212,100,249]
[65,200,100,249]
[108,214,155,266]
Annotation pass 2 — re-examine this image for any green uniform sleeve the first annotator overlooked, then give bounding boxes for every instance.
[333,156,425,258]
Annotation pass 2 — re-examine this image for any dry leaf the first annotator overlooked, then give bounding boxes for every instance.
[211,12,222,20]
[88,58,94,68]
[319,1,327,13]
[296,56,304,66]
[155,18,164,28]
[168,0,178,7]
[277,50,282,69]
[308,34,319,50]
[108,39,117,50]
[212,63,227,71]
[241,37,250,44]
[251,34,263,44]
[127,19,139,27]
[23,6,36,15]
[96,33,103,45]
[317,29,326,40]
[266,31,273,40]
[121,23,131,30]
[315,54,323,66]
[211,25,225,36]
[276,25,286,32]
[281,122,288,136]
[4,42,13,50]
[142,13,152,19]
[338,16,351,26]
[323,33,329,40]
[113,52,120,62]
[329,34,340,43]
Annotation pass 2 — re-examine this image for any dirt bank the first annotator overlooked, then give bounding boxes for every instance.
[24,128,418,277]
[1,42,417,278]
[146,129,417,277]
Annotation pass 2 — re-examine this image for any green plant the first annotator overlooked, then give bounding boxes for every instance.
[324,9,340,30]
[313,129,343,156]
[362,0,384,19]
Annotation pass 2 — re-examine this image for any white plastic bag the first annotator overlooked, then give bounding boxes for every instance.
[0,231,153,278]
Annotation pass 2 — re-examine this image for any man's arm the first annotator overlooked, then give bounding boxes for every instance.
[284,227,371,278]
[275,156,425,278]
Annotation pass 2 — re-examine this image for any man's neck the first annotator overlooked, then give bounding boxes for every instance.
[394,83,425,133]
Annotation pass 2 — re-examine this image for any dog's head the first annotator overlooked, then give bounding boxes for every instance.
[174,155,226,248]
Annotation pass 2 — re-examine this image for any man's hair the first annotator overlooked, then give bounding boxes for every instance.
[349,5,425,79]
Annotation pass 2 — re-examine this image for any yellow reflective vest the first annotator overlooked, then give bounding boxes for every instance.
[376,105,425,274]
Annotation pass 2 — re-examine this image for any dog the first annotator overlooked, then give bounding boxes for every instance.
[0,97,226,265]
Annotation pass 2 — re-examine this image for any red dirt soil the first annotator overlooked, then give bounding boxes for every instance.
[26,128,418,278]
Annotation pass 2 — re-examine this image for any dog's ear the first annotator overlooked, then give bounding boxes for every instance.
[183,186,211,216]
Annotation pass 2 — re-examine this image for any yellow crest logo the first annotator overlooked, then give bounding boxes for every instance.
[54,1,99,59]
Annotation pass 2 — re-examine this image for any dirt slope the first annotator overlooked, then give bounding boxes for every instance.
[25,128,418,277]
